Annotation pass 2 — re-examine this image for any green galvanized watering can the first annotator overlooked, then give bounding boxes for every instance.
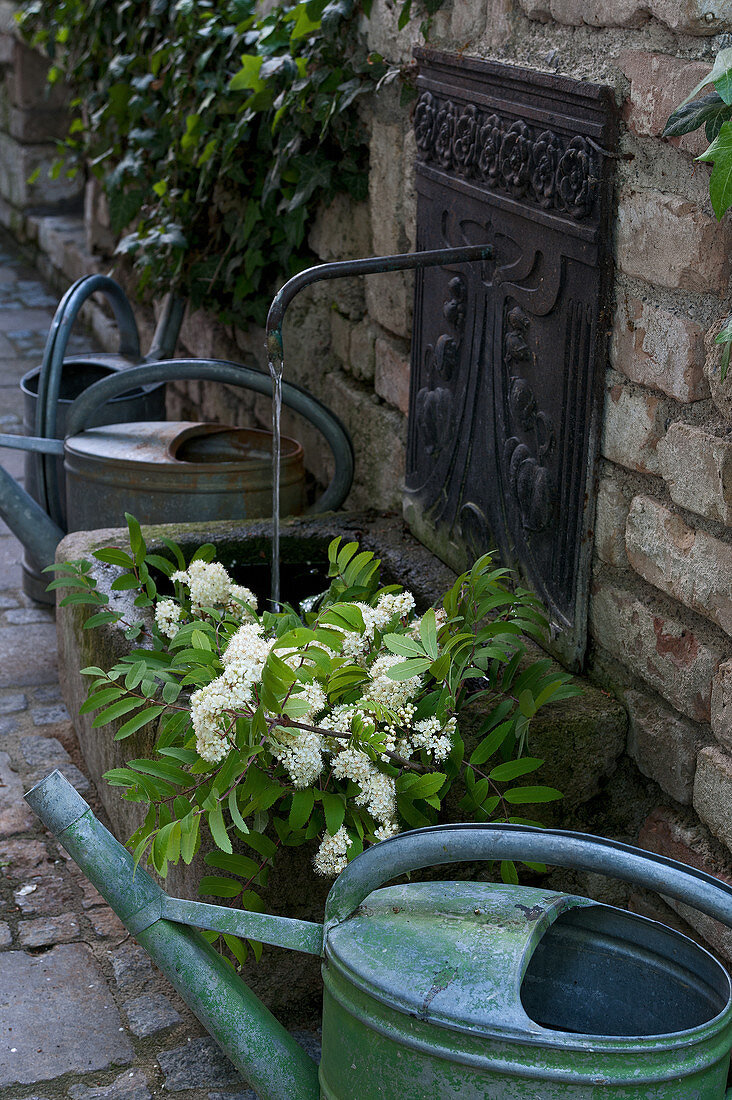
[26,771,732,1099]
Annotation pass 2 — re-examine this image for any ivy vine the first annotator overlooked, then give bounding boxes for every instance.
[19,0,444,326]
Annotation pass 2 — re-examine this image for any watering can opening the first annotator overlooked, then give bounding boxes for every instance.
[168,422,302,467]
[519,902,730,1038]
[22,359,146,402]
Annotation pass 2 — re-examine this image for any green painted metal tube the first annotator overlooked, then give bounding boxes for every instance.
[25,771,319,1100]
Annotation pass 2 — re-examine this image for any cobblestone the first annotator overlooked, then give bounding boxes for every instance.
[157,1038,243,1091]
[18,912,81,947]
[123,994,182,1038]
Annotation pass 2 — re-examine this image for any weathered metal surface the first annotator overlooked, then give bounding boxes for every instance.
[405,50,618,669]
[321,883,732,1097]
[64,420,306,530]
[65,358,355,517]
[25,772,320,1100]
[26,772,732,1100]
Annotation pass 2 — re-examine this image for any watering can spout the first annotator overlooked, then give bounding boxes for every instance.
[25,771,321,1100]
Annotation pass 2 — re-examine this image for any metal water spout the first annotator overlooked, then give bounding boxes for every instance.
[26,770,732,1099]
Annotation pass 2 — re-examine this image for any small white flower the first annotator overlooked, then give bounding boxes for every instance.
[154,598,181,639]
[313,825,352,876]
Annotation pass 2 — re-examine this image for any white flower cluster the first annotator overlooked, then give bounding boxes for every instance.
[171,560,257,616]
[408,715,456,762]
[332,746,397,825]
[363,653,422,711]
[340,591,417,664]
[155,598,181,639]
[272,729,324,789]
[313,825,352,876]
[191,622,271,763]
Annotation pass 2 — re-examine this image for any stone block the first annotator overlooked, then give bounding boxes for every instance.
[13,873,78,916]
[618,52,713,157]
[625,495,732,637]
[20,734,89,791]
[123,993,181,1038]
[712,659,732,750]
[330,310,351,364]
[365,268,412,341]
[0,752,34,837]
[625,687,708,804]
[18,912,80,947]
[601,378,667,474]
[516,0,730,32]
[638,805,732,964]
[0,133,80,210]
[658,422,732,524]
[616,188,732,296]
[348,320,376,383]
[7,40,67,111]
[589,582,721,722]
[594,472,630,567]
[374,335,410,415]
[68,1069,151,1100]
[694,745,732,850]
[309,192,371,261]
[157,1037,240,1092]
[327,370,406,510]
[0,944,133,1086]
[0,839,55,880]
[610,294,707,403]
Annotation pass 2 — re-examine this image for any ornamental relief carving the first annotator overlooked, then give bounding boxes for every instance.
[414,91,598,220]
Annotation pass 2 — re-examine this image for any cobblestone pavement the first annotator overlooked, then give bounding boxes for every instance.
[0,233,319,1100]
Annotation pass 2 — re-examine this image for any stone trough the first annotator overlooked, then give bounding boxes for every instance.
[56,511,626,1023]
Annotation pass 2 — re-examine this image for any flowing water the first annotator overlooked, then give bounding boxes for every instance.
[268,341,284,610]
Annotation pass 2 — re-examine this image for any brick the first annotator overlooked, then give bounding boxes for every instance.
[658,422,732,524]
[516,0,731,32]
[694,745,732,850]
[616,188,732,295]
[594,473,630,567]
[375,335,410,415]
[610,295,707,403]
[617,52,712,157]
[589,582,721,722]
[625,688,708,804]
[626,495,732,637]
[704,312,732,421]
[638,805,732,964]
[600,379,667,474]
[712,659,732,750]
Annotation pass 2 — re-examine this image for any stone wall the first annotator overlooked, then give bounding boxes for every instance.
[6,1,732,954]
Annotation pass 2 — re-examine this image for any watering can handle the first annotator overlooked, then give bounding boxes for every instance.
[65,357,354,513]
[323,821,732,934]
[36,275,142,528]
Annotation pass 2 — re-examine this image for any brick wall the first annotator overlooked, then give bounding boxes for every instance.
[8,0,732,953]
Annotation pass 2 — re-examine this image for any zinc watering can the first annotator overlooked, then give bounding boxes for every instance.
[26,770,732,1099]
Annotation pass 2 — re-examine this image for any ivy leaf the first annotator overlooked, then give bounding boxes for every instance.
[697,119,732,219]
[677,48,732,111]
[663,92,731,140]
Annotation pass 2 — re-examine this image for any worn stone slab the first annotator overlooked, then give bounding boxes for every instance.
[0,944,133,1085]
[0,692,27,714]
[68,1070,151,1100]
[625,495,732,637]
[111,943,154,994]
[123,993,181,1038]
[0,624,58,686]
[0,751,34,836]
[0,920,10,946]
[0,839,55,880]
[31,703,70,725]
[157,1038,241,1091]
[13,874,77,916]
[87,905,126,940]
[516,0,731,32]
[18,912,80,947]
[5,608,54,625]
[20,735,89,792]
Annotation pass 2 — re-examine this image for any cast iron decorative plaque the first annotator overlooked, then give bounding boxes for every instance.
[404,49,617,669]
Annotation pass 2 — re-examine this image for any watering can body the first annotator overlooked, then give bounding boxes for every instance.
[25,771,732,1100]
